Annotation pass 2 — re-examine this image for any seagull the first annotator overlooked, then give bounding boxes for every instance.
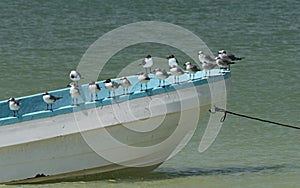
[8,97,20,117]
[198,51,215,63]
[67,82,80,106]
[138,72,151,91]
[184,62,200,80]
[140,55,153,73]
[215,56,235,71]
[200,62,218,77]
[120,77,132,95]
[218,50,244,61]
[89,81,101,102]
[69,70,82,84]
[167,54,179,68]
[42,92,62,111]
[105,79,120,98]
[154,68,170,88]
[169,65,185,84]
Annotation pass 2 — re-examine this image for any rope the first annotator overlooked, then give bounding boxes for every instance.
[209,106,300,130]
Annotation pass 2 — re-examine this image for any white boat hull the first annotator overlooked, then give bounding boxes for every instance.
[0,73,230,183]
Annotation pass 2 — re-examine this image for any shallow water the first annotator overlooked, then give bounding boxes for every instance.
[0,0,299,187]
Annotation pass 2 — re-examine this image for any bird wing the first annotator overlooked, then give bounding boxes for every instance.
[96,84,101,90]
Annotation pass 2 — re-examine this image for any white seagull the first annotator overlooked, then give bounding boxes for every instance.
[170,65,185,84]
[69,70,82,84]
[138,72,151,91]
[68,82,80,106]
[42,92,62,111]
[105,79,120,98]
[167,54,179,68]
[198,51,215,63]
[154,68,170,88]
[120,77,132,95]
[184,62,200,80]
[140,55,154,73]
[8,97,20,117]
[89,81,101,102]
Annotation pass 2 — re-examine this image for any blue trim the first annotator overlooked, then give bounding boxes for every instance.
[0,70,231,126]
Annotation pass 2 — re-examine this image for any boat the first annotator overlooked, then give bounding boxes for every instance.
[0,69,231,184]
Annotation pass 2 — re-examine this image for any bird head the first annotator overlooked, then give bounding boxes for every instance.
[167,54,175,59]
[218,50,226,54]
[8,97,15,102]
[184,62,191,67]
[153,68,162,72]
[67,82,77,87]
[105,79,112,83]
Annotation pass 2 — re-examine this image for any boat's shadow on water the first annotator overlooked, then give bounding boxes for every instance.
[154,165,282,178]
[111,165,287,183]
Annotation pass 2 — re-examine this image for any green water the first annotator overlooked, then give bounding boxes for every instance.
[0,0,299,187]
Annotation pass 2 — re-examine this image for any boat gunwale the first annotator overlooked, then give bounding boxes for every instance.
[0,71,230,127]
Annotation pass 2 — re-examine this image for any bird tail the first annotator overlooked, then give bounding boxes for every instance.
[236,57,245,60]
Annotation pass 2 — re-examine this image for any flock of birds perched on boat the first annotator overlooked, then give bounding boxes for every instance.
[7,50,244,117]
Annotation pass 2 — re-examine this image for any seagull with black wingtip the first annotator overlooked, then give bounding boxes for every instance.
[42,92,62,111]
[153,68,170,88]
[184,62,200,80]
[138,72,151,91]
[67,82,80,106]
[167,54,179,68]
[169,65,185,84]
[218,50,244,61]
[215,56,235,71]
[8,97,20,117]
[89,81,101,102]
[120,77,132,95]
[105,79,120,98]
[140,55,154,73]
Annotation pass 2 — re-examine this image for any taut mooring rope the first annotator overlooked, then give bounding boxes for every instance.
[209,106,300,130]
